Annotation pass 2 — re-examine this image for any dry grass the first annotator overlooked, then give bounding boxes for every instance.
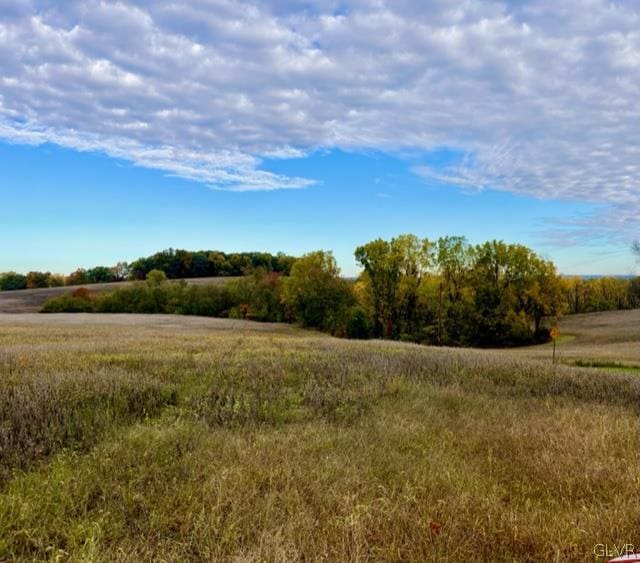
[512,308,640,365]
[0,313,639,561]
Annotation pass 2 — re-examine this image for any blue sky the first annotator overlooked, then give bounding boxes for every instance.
[2,141,632,277]
[1,1,639,276]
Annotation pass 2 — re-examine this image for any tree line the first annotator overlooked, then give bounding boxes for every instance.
[352,235,565,346]
[0,249,296,290]
[562,276,640,314]
[41,234,640,347]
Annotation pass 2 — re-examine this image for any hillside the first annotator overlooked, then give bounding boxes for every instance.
[0,311,638,560]
[514,308,640,364]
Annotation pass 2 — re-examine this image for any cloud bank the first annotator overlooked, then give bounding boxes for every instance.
[0,0,639,232]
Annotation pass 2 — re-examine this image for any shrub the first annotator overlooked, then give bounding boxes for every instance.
[71,287,95,300]
[345,306,372,339]
[41,294,96,313]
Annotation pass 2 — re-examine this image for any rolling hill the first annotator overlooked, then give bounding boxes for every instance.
[0,309,638,560]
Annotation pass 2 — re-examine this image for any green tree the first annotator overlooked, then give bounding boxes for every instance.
[0,272,27,291]
[86,266,115,284]
[355,239,394,337]
[282,251,353,332]
[48,274,65,287]
[345,306,372,339]
[146,269,167,287]
[469,241,564,345]
[629,277,640,308]
[355,234,432,338]
[393,234,434,338]
[66,269,89,286]
[26,271,51,289]
[435,236,474,345]
[227,269,284,322]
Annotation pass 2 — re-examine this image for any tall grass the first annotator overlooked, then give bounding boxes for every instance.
[0,321,639,560]
[0,365,177,484]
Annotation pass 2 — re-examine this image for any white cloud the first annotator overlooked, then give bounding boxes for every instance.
[0,0,638,239]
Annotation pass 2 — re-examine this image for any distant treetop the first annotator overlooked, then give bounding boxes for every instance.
[127,249,296,280]
[0,249,297,291]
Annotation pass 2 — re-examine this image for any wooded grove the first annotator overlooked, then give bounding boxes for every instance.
[38,235,640,347]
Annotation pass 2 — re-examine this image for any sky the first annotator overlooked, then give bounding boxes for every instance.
[1,0,639,276]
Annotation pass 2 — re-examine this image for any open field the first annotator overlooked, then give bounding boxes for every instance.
[0,277,240,314]
[513,308,640,365]
[0,312,302,333]
[0,311,639,561]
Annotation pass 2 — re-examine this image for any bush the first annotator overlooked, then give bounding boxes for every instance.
[41,294,96,313]
[345,306,372,339]
[71,287,95,300]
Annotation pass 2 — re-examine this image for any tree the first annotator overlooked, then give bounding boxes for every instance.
[468,241,564,345]
[282,251,353,332]
[355,239,395,337]
[146,269,167,287]
[521,257,565,336]
[435,236,473,344]
[111,262,130,282]
[467,241,513,345]
[207,252,229,276]
[128,249,296,280]
[66,269,89,286]
[26,271,51,289]
[355,234,432,338]
[227,268,284,322]
[48,274,65,287]
[629,277,640,308]
[86,266,115,284]
[274,252,296,275]
[0,272,27,291]
[392,234,434,338]
[345,306,372,339]
[562,276,585,314]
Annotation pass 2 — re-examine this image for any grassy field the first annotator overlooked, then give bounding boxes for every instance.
[0,277,240,314]
[514,308,640,365]
[0,312,639,561]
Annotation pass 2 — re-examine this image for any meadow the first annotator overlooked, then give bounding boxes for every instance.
[514,308,640,365]
[0,312,639,561]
